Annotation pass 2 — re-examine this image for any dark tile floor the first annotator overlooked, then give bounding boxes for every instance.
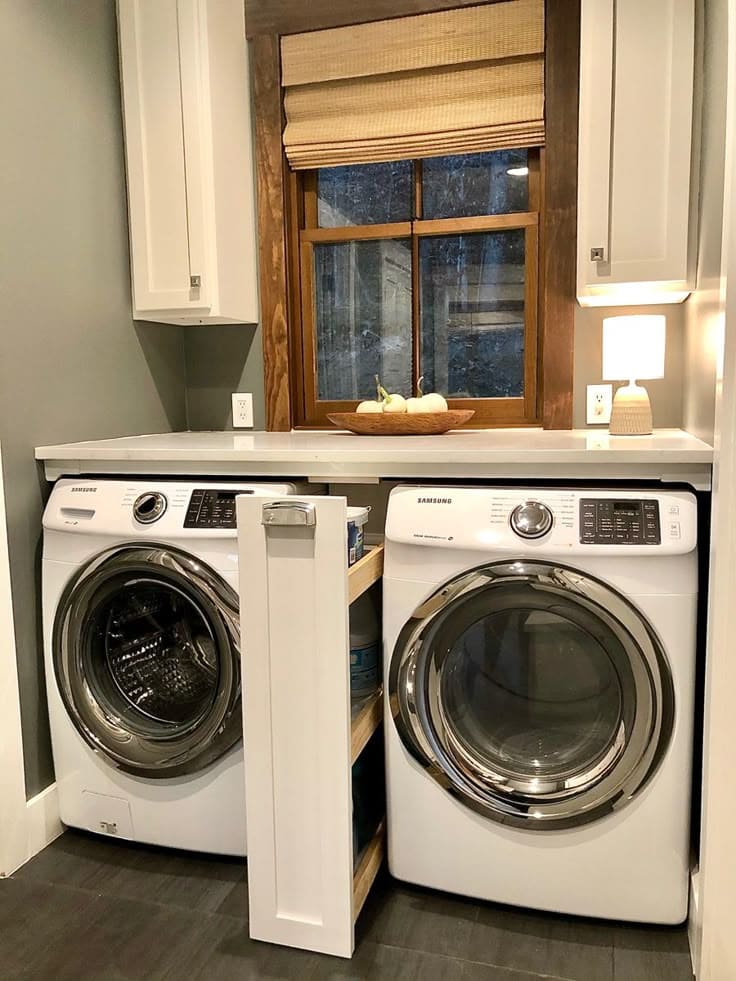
[0,830,693,980]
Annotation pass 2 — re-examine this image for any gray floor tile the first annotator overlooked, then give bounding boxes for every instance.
[358,876,480,959]
[214,875,249,919]
[466,902,614,981]
[15,828,244,915]
[0,877,99,979]
[613,923,693,981]
[22,893,236,981]
[5,833,692,981]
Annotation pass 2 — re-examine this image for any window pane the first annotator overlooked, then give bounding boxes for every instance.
[314,239,412,401]
[420,230,526,399]
[422,150,529,219]
[318,161,413,227]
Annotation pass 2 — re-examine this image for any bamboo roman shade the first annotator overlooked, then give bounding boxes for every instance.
[280,0,545,170]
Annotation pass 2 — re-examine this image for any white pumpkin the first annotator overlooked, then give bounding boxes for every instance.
[383,393,407,414]
[405,397,425,414]
[356,400,384,414]
[419,392,449,413]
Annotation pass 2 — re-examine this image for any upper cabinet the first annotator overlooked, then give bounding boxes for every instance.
[577,0,695,307]
[117,0,258,325]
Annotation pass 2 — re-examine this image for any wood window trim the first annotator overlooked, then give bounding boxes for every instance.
[295,171,540,429]
[249,0,578,432]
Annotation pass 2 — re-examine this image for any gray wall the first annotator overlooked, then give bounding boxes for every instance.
[184,325,265,430]
[683,0,728,444]
[573,304,685,429]
[183,306,687,432]
[1,1,187,797]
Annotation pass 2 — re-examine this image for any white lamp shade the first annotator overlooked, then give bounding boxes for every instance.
[602,315,666,381]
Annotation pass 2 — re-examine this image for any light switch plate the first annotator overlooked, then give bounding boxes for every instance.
[232,392,254,428]
[586,384,613,425]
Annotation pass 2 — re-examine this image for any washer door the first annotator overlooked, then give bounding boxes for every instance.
[389,561,674,829]
[54,544,241,778]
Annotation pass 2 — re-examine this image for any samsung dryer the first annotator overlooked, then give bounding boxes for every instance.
[383,485,698,923]
[43,477,314,856]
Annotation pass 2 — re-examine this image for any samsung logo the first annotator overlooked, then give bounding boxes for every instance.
[418,496,452,504]
[71,487,97,493]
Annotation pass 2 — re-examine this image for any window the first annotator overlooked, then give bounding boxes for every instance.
[291,149,541,427]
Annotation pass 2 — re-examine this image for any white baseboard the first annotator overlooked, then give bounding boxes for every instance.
[689,865,702,978]
[1,782,64,877]
[4,784,64,876]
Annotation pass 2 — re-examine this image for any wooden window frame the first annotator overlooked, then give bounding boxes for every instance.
[248,0,579,431]
[292,155,542,428]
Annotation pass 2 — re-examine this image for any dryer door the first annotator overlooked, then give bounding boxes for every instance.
[54,544,240,778]
[389,561,674,829]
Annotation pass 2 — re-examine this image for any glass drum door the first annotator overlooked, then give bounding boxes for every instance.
[54,544,241,778]
[389,561,674,829]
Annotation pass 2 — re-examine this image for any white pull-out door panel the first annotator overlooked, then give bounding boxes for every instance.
[238,494,355,958]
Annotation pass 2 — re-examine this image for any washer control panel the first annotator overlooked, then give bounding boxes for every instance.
[184,489,254,529]
[580,498,661,545]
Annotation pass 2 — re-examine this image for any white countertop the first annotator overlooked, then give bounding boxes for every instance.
[36,429,713,488]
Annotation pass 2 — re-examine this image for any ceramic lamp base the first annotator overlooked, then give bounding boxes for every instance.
[609,383,653,435]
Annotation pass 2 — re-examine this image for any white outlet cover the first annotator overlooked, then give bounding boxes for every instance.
[232,392,254,428]
[586,384,613,425]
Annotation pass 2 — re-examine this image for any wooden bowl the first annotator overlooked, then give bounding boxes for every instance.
[326,410,475,435]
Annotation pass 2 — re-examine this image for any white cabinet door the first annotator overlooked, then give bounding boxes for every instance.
[117,0,210,314]
[117,0,258,325]
[577,0,695,306]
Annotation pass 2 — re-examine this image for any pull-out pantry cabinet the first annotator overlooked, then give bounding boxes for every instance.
[577,0,695,306]
[117,0,258,325]
[237,495,385,958]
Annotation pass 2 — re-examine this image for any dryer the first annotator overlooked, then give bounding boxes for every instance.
[43,477,314,856]
[383,485,698,923]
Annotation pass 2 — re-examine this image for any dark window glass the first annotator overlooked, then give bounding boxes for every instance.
[422,150,529,219]
[420,229,526,399]
[314,239,412,400]
[317,161,413,227]
[440,608,623,781]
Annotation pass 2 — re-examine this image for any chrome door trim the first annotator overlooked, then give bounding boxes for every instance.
[53,543,241,779]
[389,561,675,830]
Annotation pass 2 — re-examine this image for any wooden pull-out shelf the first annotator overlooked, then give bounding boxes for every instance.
[351,689,383,765]
[348,544,384,605]
[353,821,385,922]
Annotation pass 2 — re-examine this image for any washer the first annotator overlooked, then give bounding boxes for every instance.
[43,477,314,856]
[384,485,698,923]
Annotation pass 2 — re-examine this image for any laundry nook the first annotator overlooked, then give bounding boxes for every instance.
[1,1,735,979]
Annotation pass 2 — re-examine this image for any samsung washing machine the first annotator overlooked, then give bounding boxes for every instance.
[384,485,698,923]
[43,477,315,856]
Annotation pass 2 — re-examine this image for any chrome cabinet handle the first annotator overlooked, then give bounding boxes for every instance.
[262,501,317,527]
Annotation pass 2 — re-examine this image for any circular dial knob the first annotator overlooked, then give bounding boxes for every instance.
[133,492,167,525]
[510,501,553,539]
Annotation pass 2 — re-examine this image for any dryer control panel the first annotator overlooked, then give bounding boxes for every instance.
[580,498,661,545]
[384,486,696,557]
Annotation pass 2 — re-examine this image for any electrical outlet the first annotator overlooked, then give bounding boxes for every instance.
[231,392,254,428]
[586,384,613,425]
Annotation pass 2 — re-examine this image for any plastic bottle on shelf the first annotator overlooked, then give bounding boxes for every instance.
[349,591,380,698]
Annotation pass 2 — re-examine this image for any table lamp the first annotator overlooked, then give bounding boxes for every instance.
[602,315,666,435]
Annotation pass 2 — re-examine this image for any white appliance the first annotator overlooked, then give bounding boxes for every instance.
[383,486,698,923]
[43,477,313,856]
